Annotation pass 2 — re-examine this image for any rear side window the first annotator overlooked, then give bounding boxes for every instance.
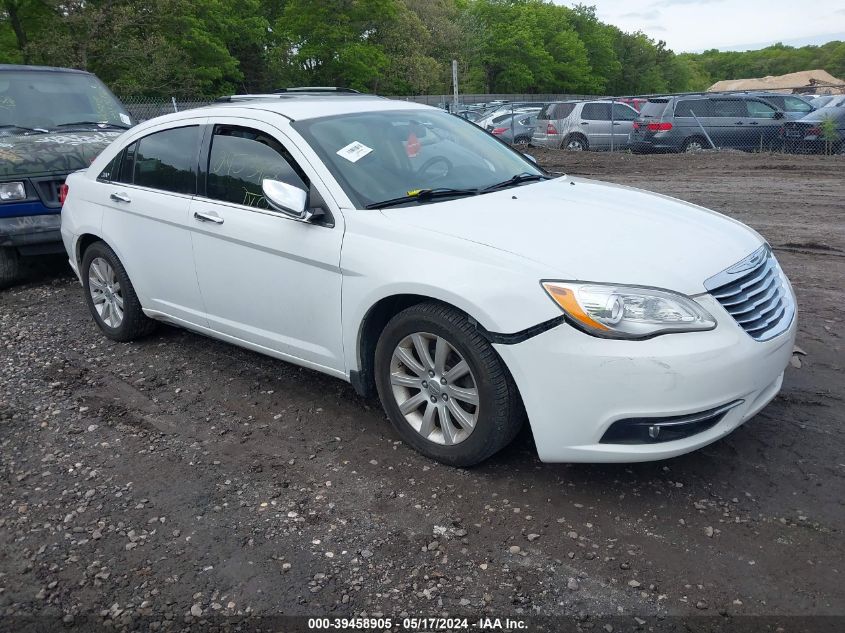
[783,96,813,113]
[675,99,713,117]
[581,103,611,120]
[711,100,746,118]
[639,100,668,118]
[206,125,308,209]
[132,126,200,194]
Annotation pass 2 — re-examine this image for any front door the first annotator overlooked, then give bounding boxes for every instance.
[188,119,346,374]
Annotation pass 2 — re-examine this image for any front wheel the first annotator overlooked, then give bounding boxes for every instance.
[0,247,21,290]
[81,241,156,342]
[374,302,524,467]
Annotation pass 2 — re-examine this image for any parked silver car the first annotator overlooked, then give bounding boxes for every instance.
[488,111,539,146]
[531,100,639,150]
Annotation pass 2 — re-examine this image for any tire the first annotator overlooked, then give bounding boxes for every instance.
[682,136,709,152]
[0,247,21,290]
[81,241,156,342]
[513,136,531,147]
[562,134,588,151]
[374,302,524,467]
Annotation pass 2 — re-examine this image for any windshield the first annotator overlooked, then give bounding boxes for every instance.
[292,109,545,209]
[0,70,131,133]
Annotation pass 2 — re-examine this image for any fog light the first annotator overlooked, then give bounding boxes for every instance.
[0,182,26,201]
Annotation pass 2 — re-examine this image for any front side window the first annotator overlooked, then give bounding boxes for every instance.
[292,109,543,209]
[581,103,611,121]
[131,126,200,194]
[746,100,778,119]
[783,96,813,113]
[206,125,307,208]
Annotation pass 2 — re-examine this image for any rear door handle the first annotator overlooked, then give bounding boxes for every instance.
[110,192,131,203]
[734,122,744,125]
[581,122,589,125]
[749,122,759,125]
[193,211,224,225]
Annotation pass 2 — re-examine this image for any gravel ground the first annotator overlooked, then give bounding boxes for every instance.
[1,151,843,631]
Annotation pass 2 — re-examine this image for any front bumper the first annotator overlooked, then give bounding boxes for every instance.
[495,294,797,463]
[0,212,63,254]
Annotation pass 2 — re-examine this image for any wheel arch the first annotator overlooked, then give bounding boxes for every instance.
[75,232,104,267]
[352,293,496,399]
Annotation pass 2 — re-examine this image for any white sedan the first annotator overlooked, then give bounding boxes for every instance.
[60,92,797,466]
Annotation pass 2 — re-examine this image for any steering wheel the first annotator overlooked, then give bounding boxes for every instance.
[417,156,453,180]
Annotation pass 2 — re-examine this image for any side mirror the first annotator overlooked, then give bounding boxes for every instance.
[262,179,308,220]
[524,154,537,164]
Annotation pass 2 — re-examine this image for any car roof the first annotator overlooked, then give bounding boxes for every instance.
[0,64,92,75]
[166,94,435,122]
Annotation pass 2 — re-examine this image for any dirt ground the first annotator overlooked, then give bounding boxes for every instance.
[1,151,843,631]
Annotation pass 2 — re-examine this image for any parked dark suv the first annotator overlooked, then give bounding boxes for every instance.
[0,65,132,288]
[631,94,787,154]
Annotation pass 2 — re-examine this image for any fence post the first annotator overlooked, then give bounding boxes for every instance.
[171,97,178,113]
[610,97,615,152]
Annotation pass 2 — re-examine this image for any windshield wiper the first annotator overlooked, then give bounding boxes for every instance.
[481,172,551,193]
[365,187,479,210]
[0,124,49,134]
[54,121,130,130]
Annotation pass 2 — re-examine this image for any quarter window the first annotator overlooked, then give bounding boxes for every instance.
[206,125,308,209]
[131,126,200,194]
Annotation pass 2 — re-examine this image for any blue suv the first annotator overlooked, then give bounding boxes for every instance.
[0,65,131,287]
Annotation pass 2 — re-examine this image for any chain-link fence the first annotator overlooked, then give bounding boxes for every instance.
[118,90,845,156]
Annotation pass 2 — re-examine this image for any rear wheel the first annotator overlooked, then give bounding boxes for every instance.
[374,302,524,467]
[513,136,531,147]
[563,134,588,151]
[81,241,156,342]
[0,247,21,290]
[682,136,709,152]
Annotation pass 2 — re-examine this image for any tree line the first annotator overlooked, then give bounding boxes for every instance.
[1,0,843,98]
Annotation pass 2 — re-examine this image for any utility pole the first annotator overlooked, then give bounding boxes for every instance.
[452,60,459,113]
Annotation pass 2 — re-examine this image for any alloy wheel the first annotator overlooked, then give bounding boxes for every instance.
[389,332,479,446]
[685,140,704,152]
[88,257,124,328]
[566,138,584,151]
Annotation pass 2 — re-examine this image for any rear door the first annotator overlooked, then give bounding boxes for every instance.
[580,103,612,149]
[710,99,747,149]
[98,121,208,324]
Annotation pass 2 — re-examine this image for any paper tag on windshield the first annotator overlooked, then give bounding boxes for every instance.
[119,113,131,126]
[336,141,372,163]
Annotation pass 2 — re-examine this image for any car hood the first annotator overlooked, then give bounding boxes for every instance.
[382,177,764,295]
[0,130,122,178]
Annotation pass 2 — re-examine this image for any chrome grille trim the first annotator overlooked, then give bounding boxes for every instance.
[705,245,795,342]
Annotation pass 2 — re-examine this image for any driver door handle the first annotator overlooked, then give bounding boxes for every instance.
[110,192,131,203]
[194,211,224,225]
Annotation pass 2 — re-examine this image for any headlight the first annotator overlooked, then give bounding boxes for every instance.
[542,281,716,339]
[0,182,26,201]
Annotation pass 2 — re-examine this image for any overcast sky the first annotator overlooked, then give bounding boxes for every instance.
[559,1,845,53]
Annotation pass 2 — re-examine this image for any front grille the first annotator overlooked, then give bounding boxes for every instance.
[31,177,65,209]
[705,246,794,341]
